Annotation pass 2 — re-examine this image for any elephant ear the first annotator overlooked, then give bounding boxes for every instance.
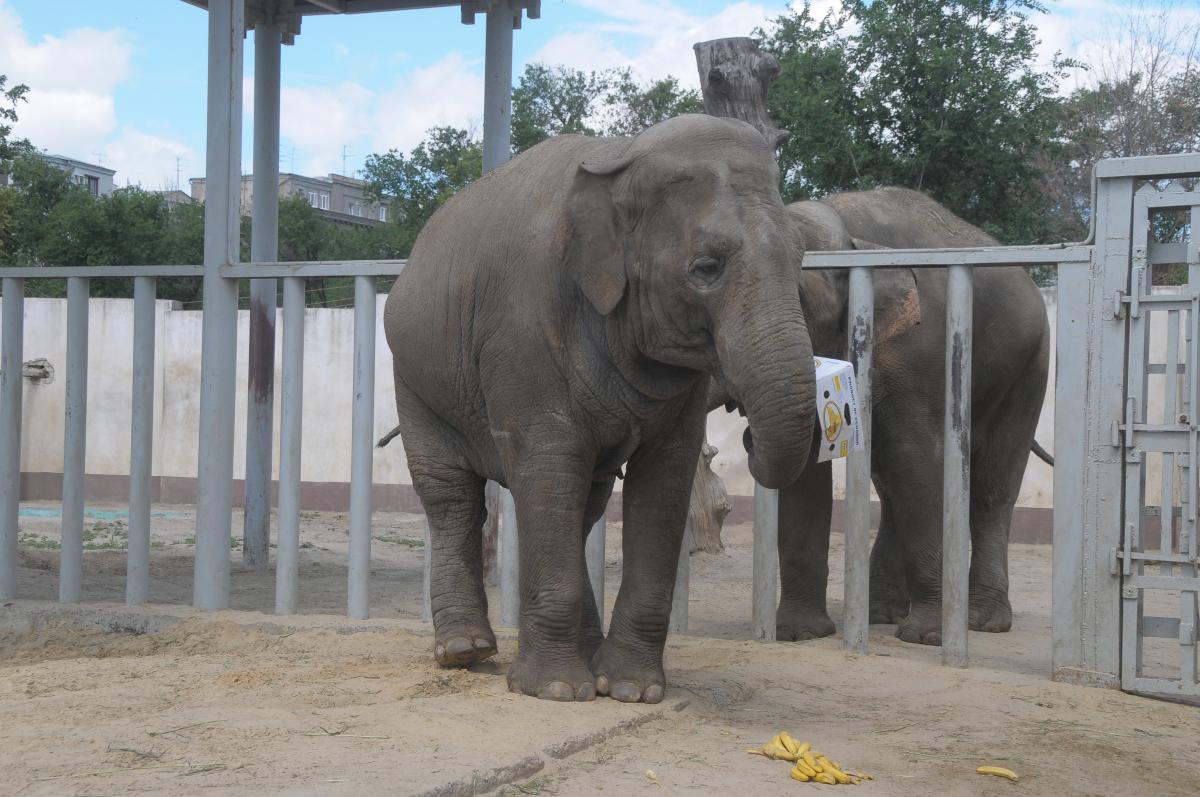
[563,141,637,316]
[849,238,923,343]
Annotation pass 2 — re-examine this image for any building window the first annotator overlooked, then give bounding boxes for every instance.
[349,202,363,217]
[87,175,99,195]
[319,192,330,210]
[378,206,387,222]
[307,190,319,208]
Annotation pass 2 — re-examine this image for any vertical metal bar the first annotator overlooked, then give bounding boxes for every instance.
[499,488,519,627]
[1162,310,1180,556]
[193,0,244,611]
[752,481,779,641]
[127,277,156,605]
[347,276,376,619]
[481,1,515,174]
[274,276,303,615]
[244,18,283,571]
[942,264,972,668]
[669,519,691,634]
[422,518,432,622]
[59,277,89,603]
[0,278,24,600]
[585,514,606,630]
[844,266,873,654]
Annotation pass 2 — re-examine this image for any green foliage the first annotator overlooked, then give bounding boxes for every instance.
[511,64,603,151]
[0,74,32,167]
[602,69,703,138]
[761,0,1072,244]
[361,126,482,256]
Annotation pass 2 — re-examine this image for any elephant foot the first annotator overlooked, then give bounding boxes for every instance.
[590,640,666,704]
[869,600,909,624]
[896,607,942,646]
[433,621,498,667]
[506,655,596,702]
[969,597,1012,633]
[578,630,603,665]
[776,604,836,641]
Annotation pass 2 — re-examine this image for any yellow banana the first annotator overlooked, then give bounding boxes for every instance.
[801,751,822,773]
[817,757,851,785]
[976,765,1018,781]
[814,773,838,785]
[793,760,818,778]
[779,732,801,756]
[795,741,811,756]
[789,765,811,782]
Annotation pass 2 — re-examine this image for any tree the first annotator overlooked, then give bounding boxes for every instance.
[0,74,31,168]
[361,126,482,255]
[761,0,1071,244]
[511,64,602,152]
[602,68,703,137]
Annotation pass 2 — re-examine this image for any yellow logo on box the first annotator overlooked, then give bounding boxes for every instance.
[823,401,843,441]
[840,440,849,457]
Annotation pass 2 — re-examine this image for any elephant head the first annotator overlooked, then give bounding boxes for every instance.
[561,114,816,488]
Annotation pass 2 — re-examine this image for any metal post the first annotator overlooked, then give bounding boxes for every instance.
[585,514,606,630]
[844,267,873,653]
[499,488,519,628]
[669,519,691,634]
[193,0,244,611]
[0,278,24,600]
[347,276,376,619]
[752,481,779,641]
[127,277,155,604]
[59,277,90,603]
[422,518,432,622]
[942,264,972,668]
[274,276,303,614]
[244,17,283,571]
[481,0,515,174]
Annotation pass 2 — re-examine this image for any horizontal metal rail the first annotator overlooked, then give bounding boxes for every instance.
[0,265,205,279]
[803,243,1092,270]
[0,260,408,280]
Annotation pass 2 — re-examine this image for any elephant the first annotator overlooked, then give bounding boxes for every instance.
[381,115,817,702]
[721,187,1050,646]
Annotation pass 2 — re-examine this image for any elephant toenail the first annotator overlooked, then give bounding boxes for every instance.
[445,637,475,659]
[610,681,642,703]
[473,638,494,650]
[595,675,610,695]
[643,684,664,703]
[576,682,596,701]
[434,643,446,660]
[538,681,575,702]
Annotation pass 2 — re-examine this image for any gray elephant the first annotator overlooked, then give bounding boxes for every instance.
[732,188,1050,645]
[382,115,817,702]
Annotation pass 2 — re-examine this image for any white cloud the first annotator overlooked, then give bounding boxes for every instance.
[105,128,196,191]
[371,52,484,153]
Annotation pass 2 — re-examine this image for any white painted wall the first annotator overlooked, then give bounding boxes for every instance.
[4,290,1067,508]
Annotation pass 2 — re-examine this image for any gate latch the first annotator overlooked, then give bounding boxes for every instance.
[1114,290,1141,319]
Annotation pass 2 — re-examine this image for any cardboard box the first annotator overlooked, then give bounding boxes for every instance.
[814,357,864,462]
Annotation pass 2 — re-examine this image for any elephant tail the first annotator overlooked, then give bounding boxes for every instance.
[376,425,402,449]
[1032,440,1054,467]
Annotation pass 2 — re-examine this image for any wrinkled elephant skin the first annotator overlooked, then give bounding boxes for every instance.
[384,115,816,702]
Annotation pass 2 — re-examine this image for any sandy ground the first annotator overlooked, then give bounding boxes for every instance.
[2,502,1198,796]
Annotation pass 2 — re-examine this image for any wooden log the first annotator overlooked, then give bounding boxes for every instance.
[693,37,789,150]
[688,440,731,554]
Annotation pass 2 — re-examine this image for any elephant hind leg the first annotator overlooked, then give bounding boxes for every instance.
[869,497,910,624]
[395,385,495,667]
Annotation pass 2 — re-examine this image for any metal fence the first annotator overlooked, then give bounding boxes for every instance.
[2,141,1199,695]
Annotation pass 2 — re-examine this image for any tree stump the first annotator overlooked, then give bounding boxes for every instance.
[685,37,790,554]
[689,440,731,554]
[693,37,790,150]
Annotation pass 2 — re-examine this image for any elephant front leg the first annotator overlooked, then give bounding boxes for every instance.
[776,455,836,641]
[506,450,597,702]
[591,407,705,704]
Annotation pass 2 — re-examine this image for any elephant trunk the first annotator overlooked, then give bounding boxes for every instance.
[716,295,816,489]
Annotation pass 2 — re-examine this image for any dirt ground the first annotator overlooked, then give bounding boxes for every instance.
[2,502,1198,796]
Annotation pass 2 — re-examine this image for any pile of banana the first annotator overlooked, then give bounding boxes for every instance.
[746,732,872,785]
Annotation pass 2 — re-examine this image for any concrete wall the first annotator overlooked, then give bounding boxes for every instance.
[4,289,1064,517]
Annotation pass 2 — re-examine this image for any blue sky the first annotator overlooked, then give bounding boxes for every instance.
[0,0,1178,190]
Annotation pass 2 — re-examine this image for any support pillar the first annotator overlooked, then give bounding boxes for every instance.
[244,15,283,571]
[193,0,244,611]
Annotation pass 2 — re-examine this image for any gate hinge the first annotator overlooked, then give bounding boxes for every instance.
[1112,397,1138,449]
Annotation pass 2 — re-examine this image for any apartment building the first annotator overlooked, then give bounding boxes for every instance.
[190,171,390,227]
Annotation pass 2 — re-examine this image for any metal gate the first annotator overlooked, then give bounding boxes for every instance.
[1118,180,1200,701]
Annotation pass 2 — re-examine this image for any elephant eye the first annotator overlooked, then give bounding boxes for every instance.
[687,255,725,288]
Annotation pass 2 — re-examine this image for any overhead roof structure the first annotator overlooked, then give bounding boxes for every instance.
[180,0,540,42]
